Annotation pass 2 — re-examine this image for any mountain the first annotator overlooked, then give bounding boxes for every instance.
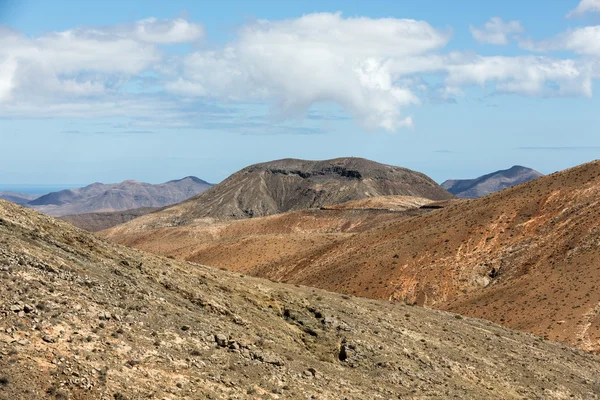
[27,176,212,217]
[1,198,600,398]
[59,207,163,232]
[0,191,41,206]
[442,165,543,198]
[105,160,600,353]
[114,157,454,229]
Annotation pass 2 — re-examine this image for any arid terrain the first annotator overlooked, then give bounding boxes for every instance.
[442,166,543,198]
[27,176,212,217]
[104,160,600,354]
[60,207,163,232]
[2,198,600,399]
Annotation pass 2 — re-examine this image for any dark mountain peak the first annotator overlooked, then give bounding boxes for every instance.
[152,157,453,223]
[442,166,543,198]
[167,176,211,185]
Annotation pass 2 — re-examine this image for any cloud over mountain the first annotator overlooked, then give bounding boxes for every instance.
[1,7,600,131]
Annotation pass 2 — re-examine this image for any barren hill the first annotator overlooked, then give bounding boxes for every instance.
[2,199,600,399]
[28,176,212,217]
[0,191,40,206]
[105,160,600,353]
[135,158,453,226]
[442,165,543,198]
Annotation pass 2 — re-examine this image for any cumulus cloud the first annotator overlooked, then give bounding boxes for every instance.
[0,18,203,103]
[470,17,524,45]
[166,12,451,130]
[1,12,600,132]
[567,0,600,18]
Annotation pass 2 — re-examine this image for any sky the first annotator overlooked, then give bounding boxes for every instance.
[1,0,600,186]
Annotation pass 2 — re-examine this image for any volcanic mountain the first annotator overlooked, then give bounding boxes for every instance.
[117,157,453,229]
[2,198,600,399]
[27,176,212,217]
[442,165,543,198]
[105,160,600,353]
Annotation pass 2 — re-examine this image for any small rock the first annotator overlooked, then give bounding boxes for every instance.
[42,335,56,343]
[10,304,22,312]
[215,334,228,347]
[23,304,34,313]
[99,311,111,321]
[181,325,191,332]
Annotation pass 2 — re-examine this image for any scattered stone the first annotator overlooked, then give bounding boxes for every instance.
[42,335,56,343]
[10,304,22,312]
[99,311,111,321]
[215,334,228,347]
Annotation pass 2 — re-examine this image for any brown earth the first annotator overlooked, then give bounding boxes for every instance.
[4,200,600,398]
[102,196,440,277]
[104,160,600,354]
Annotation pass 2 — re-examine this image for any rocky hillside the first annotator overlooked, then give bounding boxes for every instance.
[0,191,40,206]
[108,158,453,230]
[1,199,600,399]
[442,165,543,198]
[60,207,162,232]
[105,160,600,354]
[27,176,212,217]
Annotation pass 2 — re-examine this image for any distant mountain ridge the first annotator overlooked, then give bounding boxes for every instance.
[118,157,454,227]
[27,176,212,217]
[0,191,41,206]
[442,165,543,198]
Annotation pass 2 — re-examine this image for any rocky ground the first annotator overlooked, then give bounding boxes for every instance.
[2,199,600,399]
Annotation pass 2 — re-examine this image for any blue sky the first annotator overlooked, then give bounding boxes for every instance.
[1,0,600,185]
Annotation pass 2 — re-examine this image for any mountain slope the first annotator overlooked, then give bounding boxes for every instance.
[59,206,163,232]
[237,160,600,352]
[112,157,454,229]
[0,191,41,206]
[1,198,600,399]
[105,160,600,353]
[442,165,543,198]
[28,176,212,217]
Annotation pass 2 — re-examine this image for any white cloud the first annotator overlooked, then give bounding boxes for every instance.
[521,26,600,56]
[0,56,17,102]
[166,12,450,131]
[470,17,524,45]
[1,13,599,132]
[0,18,203,103]
[113,18,204,44]
[445,55,592,97]
[567,0,600,18]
